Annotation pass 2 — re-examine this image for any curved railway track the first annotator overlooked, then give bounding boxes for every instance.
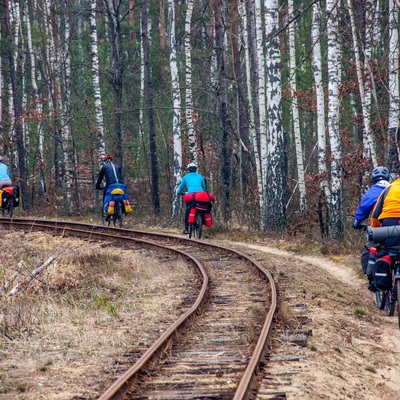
[0,218,277,399]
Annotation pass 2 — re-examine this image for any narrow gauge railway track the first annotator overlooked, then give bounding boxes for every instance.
[0,218,277,400]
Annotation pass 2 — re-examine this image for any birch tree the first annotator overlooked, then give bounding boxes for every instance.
[24,0,46,195]
[4,0,28,210]
[326,0,343,239]
[347,0,377,167]
[90,0,106,166]
[387,0,400,173]
[288,0,306,212]
[312,2,330,236]
[239,0,263,214]
[264,0,286,232]
[214,0,234,220]
[184,0,198,164]
[168,0,182,219]
[254,0,267,223]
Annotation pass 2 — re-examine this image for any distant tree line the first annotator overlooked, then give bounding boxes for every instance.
[0,0,399,239]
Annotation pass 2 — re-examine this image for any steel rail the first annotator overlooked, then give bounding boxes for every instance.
[0,217,278,399]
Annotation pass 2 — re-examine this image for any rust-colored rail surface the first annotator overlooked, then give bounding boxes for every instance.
[0,218,277,399]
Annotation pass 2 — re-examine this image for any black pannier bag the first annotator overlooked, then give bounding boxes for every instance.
[366,246,378,281]
[2,190,10,207]
[374,255,392,291]
[12,186,20,207]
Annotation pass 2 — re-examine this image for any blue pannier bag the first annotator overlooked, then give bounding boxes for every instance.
[103,183,130,215]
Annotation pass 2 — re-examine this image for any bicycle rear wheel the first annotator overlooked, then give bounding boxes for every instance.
[386,289,396,316]
[396,279,400,328]
[7,202,13,218]
[375,290,387,310]
[188,223,193,238]
[113,202,123,228]
[194,213,202,239]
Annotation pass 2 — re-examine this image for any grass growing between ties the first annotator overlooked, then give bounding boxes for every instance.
[0,231,199,399]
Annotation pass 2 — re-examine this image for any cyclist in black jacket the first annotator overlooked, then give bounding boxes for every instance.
[95,154,124,201]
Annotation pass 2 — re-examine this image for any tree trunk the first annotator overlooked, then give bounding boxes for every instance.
[90,0,106,166]
[347,0,377,167]
[264,0,286,232]
[255,0,267,225]
[168,0,182,219]
[185,0,198,164]
[104,0,124,170]
[4,0,29,210]
[312,2,330,236]
[326,0,343,240]
[214,0,233,221]
[142,0,160,213]
[288,0,306,212]
[387,0,400,173]
[239,0,262,220]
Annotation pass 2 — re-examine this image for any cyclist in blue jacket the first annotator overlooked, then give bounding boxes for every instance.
[353,166,390,229]
[177,163,206,234]
[0,156,12,189]
[353,166,390,291]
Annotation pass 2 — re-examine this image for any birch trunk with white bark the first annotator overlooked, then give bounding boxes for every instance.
[326,0,343,240]
[387,0,400,173]
[288,0,306,212]
[185,0,198,165]
[264,0,286,232]
[254,0,267,224]
[239,0,263,215]
[90,0,106,167]
[347,0,377,167]
[168,0,182,219]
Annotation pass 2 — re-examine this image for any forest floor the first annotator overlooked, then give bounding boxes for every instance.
[1,224,400,399]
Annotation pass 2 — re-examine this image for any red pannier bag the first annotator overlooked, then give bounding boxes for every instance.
[183,193,195,203]
[183,192,215,203]
[204,213,212,227]
[188,208,196,223]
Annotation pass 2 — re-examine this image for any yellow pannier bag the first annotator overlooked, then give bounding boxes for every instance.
[111,188,125,195]
[107,201,115,215]
[0,189,2,207]
[124,200,132,213]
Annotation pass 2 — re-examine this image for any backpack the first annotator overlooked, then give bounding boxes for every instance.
[374,255,392,291]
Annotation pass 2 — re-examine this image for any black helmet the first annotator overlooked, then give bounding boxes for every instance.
[371,166,390,183]
[187,162,197,172]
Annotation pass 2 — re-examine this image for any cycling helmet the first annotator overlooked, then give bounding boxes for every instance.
[371,166,390,183]
[103,154,113,162]
[187,162,197,172]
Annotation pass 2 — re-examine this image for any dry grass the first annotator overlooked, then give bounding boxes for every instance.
[0,231,198,399]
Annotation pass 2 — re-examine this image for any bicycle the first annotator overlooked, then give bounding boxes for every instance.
[0,196,13,217]
[180,192,214,240]
[98,183,132,228]
[357,224,386,309]
[102,199,124,228]
[0,186,18,218]
[367,226,400,327]
[187,209,205,239]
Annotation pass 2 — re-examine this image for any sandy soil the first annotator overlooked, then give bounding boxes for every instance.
[1,231,400,399]
[225,240,400,400]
